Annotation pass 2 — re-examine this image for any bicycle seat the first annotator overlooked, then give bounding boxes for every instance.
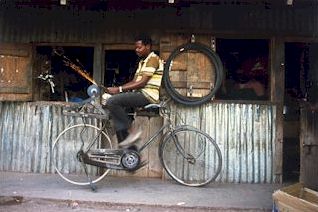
[144,103,162,109]
[131,103,161,116]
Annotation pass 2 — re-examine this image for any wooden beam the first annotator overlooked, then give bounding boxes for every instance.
[93,44,103,86]
[270,37,285,183]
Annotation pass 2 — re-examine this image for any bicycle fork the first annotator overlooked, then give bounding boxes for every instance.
[170,131,196,164]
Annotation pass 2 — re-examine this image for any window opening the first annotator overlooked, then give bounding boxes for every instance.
[34,46,94,102]
[216,39,269,101]
[104,50,138,87]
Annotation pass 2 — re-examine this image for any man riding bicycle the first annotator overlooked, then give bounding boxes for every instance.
[105,34,163,149]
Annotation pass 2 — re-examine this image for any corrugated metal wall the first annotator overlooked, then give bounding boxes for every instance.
[0,101,164,178]
[169,102,276,183]
[0,4,318,44]
[190,5,318,36]
[0,101,104,173]
[0,101,276,183]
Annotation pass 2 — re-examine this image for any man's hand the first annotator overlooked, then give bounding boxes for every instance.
[106,87,120,95]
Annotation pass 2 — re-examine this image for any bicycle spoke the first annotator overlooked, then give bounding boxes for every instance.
[52,124,112,186]
[160,126,222,186]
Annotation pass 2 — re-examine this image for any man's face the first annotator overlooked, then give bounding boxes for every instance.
[135,40,150,58]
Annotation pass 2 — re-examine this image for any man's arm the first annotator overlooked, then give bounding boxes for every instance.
[107,55,159,94]
[106,75,151,94]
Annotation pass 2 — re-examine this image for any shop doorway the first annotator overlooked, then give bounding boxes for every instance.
[283,42,310,182]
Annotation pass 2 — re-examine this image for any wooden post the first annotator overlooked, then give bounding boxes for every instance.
[300,107,318,191]
[93,44,104,86]
[270,37,285,183]
[299,44,318,191]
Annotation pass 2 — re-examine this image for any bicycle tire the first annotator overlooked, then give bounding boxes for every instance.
[159,125,222,186]
[52,124,112,185]
[163,42,223,106]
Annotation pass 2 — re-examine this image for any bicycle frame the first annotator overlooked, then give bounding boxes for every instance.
[80,106,172,154]
[138,122,170,152]
[73,98,193,169]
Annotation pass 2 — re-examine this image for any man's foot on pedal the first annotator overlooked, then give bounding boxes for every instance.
[118,130,142,148]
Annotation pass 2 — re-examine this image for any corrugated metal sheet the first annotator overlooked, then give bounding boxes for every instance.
[169,102,276,183]
[0,101,104,173]
[190,5,318,36]
[0,6,163,43]
[0,5,318,44]
[0,101,164,179]
[0,101,276,183]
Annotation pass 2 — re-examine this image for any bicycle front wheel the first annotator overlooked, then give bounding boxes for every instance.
[52,124,112,185]
[160,126,222,186]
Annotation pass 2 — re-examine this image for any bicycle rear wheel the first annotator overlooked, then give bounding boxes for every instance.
[52,124,112,185]
[160,125,222,186]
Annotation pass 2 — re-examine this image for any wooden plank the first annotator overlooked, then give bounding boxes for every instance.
[0,56,30,93]
[270,37,284,183]
[0,43,32,100]
[0,43,30,57]
[0,49,29,57]
[147,116,164,178]
[170,81,212,89]
[103,43,159,51]
[0,93,32,101]
[273,183,318,211]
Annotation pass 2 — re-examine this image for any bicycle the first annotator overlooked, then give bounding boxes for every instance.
[52,87,222,191]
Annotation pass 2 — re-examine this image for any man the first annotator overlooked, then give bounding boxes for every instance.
[105,34,163,148]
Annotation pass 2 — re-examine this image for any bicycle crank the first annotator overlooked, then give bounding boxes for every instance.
[121,151,141,171]
[79,149,143,171]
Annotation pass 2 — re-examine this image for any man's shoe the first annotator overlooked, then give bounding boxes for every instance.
[118,130,142,148]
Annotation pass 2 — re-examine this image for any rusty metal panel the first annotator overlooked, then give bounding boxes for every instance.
[169,102,276,183]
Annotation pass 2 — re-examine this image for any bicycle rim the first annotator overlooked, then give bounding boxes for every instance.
[160,126,222,186]
[52,124,112,185]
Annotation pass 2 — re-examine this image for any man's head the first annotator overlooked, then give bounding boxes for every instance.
[134,34,152,58]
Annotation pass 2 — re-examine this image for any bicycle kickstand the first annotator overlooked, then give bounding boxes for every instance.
[81,161,97,192]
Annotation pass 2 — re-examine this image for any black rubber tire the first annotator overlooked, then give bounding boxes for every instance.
[163,42,223,106]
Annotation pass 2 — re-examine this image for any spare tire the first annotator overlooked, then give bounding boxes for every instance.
[163,42,223,106]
